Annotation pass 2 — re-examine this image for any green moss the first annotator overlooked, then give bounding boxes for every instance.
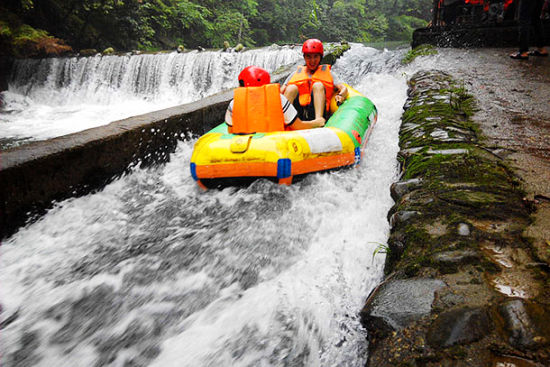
[448,345,468,358]
[401,44,438,64]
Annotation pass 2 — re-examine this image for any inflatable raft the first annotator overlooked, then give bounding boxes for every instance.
[190,84,377,189]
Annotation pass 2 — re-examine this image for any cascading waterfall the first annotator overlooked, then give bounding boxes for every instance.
[0,46,301,145]
[0,44,422,366]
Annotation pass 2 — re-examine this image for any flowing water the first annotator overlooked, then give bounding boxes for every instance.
[0,44,421,366]
[0,46,301,147]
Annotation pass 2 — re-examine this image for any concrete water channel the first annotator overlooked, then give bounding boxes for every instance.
[1,44,549,366]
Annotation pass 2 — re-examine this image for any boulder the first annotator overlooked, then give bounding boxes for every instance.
[361,278,447,339]
[427,307,492,348]
[390,178,423,201]
[499,299,547,351]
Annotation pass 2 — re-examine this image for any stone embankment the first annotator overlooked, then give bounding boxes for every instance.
[361,71,550,366]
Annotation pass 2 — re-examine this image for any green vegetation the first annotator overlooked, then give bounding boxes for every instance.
[401,44,437,64]
[1,0,431,57]
[0,10,72,57]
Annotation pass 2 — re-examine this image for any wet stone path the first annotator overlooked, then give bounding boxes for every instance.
[361,70,550,367]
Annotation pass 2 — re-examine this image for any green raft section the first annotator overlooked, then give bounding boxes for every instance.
[326,95,377,147]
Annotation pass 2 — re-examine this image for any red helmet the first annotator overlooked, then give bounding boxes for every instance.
[302,39,323,56]
[238,66,271,87]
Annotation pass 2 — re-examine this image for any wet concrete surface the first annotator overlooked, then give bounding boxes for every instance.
[436,48,550,265]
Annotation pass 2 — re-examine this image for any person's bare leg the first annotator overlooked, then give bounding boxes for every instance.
[312,82,326,125]
[284,84,299,104]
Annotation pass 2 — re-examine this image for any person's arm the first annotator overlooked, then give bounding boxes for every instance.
[331,71,348,104]
[334,83,348,104]
[280,71,296,94]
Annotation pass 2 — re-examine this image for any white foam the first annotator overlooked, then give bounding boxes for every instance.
[0,44,413,366]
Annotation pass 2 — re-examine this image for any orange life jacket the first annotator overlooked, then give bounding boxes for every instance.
[231,83,285,134]
[287,64,334,112]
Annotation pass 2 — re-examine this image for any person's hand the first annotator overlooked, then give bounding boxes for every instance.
[313,117,326,128]
[334,94,345,105]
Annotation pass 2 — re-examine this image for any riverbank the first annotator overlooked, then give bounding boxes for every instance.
[361,50,550,366]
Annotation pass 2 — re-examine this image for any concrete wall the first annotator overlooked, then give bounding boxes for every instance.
[0,89,232,239]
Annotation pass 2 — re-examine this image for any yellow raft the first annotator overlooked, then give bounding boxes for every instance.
[190,84,377,188]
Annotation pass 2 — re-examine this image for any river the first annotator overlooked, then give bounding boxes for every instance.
[1,44,415,366]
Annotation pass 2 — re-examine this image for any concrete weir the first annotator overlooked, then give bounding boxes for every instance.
[0,89,232,239]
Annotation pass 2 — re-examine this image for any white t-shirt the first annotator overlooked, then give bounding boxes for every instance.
[225,94,298,127]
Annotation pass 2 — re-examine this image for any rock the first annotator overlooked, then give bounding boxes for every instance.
[176,45,184,53]
[361,278,447,339]
[390,178,423,201]
[458,223,471,236]
[234,43,244,52]
[102,47,115,55]
[426,148,470,156]
[400,147,423,156]
[197,46,205,52]
[427,307,492,348]
[223,41,230,51]
[430,129,449,140]
[432,249,479,266]
[79,49,98,57]
[389,210,421,228]
[499,299,544,350]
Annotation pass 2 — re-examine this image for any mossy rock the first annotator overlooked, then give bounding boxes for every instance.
[322,42,351,65]
[402,44,438,65]
[79,49,97,56]
[102,47,114,55]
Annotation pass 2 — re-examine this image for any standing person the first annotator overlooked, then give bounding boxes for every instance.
[443,0,465,25]
[281,39,348,127]
[510,0,548,59]
[225,66,324,133]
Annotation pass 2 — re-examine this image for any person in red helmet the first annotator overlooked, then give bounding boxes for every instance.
[281,39,348,127]
[225,66,325,132]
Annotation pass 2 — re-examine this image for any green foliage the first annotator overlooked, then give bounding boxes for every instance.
[372,242,390,259]
[0,11,72,57]
[2,0,433,54]
[387,15,427,41]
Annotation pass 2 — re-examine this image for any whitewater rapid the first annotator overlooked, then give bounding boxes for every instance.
[0,44,429,366]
